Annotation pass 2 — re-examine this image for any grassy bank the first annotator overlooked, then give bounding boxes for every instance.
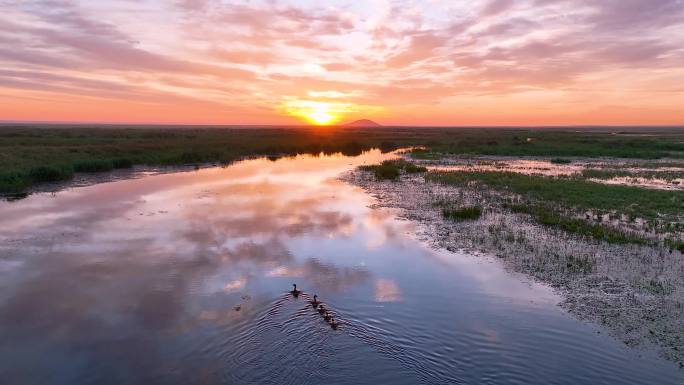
[2,125,683,194]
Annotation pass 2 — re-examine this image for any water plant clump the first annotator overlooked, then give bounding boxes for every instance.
[442,205,482,221]
[508,204,649,245]
[359,162,401,180]
[359,159,427,180]
[665,238,684,252]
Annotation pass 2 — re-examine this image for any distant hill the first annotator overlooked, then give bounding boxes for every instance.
[344,119,382,127]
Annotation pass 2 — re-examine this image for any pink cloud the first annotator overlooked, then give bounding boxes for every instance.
[0,0,682,125]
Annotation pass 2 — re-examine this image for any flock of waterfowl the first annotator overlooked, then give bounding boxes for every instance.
[290,284,339,329]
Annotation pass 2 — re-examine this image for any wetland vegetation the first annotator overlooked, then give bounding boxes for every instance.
[2,125,683,194]
[349,141,684,368]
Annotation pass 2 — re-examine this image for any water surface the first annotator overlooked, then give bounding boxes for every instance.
[0,150,680,384]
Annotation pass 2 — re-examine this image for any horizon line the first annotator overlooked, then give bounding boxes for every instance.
[1,120,683,130]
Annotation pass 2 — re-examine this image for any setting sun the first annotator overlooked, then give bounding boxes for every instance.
[281,100,341,126]
[307,105,335,125]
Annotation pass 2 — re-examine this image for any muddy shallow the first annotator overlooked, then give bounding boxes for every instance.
[0,150,681,384]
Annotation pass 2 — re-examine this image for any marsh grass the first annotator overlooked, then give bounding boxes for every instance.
[404,162,428,173]
[0,171,28,193]
[508,203,649,245]
[112,158,134,168]
[426,171,683,220]
[442,205,482,221]
[421,131,684,159]
[583,168,684,182]
[73,159,114,173]
[665,239,684,252]
[360,159,427,180]
[564,255,594,274]
[28,165,73,183]
[2,125,683,194]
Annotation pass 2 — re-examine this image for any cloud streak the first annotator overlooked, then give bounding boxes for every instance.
[0,0,683,125]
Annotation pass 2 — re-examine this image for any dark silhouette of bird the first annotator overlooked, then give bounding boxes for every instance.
[290,283,301,297]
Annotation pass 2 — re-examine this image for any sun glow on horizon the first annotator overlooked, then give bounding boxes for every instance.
[281,100,341,126]
[307,104,335,125]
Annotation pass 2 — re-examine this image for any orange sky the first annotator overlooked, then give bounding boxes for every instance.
[1,1,683,126]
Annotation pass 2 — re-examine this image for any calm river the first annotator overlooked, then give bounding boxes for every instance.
[0,150,680,384]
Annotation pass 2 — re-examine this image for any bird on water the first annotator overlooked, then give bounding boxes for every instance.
[291,283,301,297]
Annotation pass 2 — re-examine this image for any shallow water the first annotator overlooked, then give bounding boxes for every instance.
[428,158,684,190]
[0,150,680,385]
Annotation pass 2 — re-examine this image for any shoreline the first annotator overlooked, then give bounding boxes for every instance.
[342,164,684,368]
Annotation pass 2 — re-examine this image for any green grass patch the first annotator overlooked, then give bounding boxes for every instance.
[582,168,683,182]
[426,171,683,220]
[442,205,482,221]
[410,148,444,160]
[665,239,684,252]
[0,171,28,193]
[581,169,631,179]
[112,158,133,168]
[73,159,114,173]
[28,165,73,183]
[508,203,649,245]
[403,162,428,173]
[360,159,427,180]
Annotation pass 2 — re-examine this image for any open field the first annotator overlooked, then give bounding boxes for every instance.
[1,125,683,194]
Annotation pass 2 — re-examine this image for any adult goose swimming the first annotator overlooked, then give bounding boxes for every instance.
[310,294,320,307]
[290,283,301,297]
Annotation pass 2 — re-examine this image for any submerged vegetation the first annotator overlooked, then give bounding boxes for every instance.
[2,125,683,194]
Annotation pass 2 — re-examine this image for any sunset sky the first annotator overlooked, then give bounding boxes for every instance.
[1,0,683,126]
